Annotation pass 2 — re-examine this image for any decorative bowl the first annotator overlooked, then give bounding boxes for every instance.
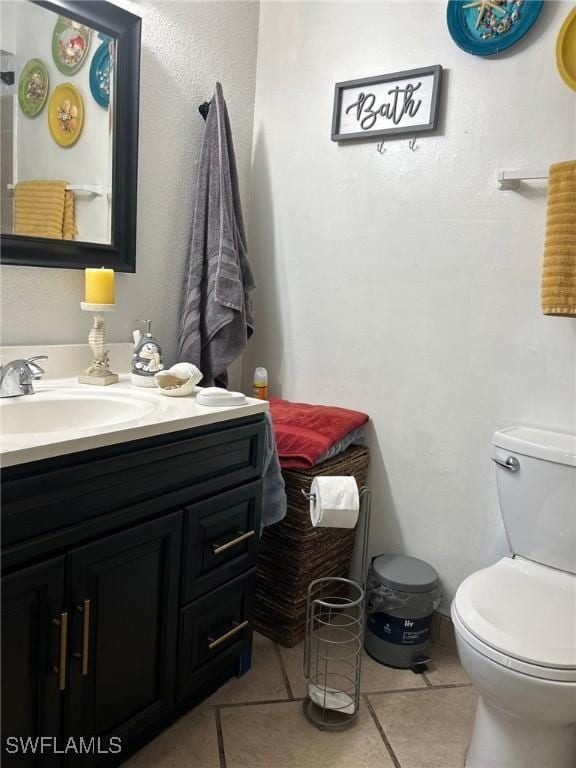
[154,363,202,397]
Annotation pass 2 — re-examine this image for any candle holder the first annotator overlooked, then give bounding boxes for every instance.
[78,302,119,386]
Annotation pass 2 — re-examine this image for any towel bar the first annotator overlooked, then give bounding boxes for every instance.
[6,183,106,196]
[497,170,548,190]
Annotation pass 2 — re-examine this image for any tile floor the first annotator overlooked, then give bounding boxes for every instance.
[126,634,477,768]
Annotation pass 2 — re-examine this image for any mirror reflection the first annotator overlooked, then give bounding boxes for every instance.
[0,1,116,244]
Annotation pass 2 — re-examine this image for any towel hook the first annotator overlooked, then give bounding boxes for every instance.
[376,139,386,155]
[408,135,419,152]
[198,101,211,121]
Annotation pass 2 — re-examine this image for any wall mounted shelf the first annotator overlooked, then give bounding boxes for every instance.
[497,170,548,191]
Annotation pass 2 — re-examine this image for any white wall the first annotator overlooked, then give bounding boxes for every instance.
[244,0,576,610]
[1,0,260,373]
[2,0,575,610]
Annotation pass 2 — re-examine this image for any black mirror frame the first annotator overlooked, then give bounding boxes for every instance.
[0,0,141,273]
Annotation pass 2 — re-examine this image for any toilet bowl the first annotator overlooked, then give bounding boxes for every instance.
[452,426,576,768]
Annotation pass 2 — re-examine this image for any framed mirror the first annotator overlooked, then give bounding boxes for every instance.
[0,0,141,272]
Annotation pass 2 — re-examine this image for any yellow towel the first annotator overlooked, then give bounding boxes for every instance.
[13,180,76,240]
[541,160,576,317]
[63,190,76,240]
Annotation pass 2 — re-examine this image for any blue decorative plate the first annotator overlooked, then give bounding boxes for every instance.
[90,39,112,108]
[447,0,544,56]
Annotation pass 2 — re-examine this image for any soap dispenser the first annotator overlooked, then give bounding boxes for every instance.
[131,320,164,387]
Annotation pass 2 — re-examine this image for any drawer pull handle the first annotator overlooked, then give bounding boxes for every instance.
[208,620,249,651]
[80,599,91,676]
[52,612,68,691]
[73,599,91,676]
[212,530,255,555]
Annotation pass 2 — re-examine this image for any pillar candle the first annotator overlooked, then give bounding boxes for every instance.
[85,268,115,305]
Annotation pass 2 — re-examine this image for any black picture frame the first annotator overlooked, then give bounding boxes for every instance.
[1,0,141,272]
[331,65,442,142]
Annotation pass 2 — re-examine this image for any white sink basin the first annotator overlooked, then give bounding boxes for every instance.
[0,373,267,469]
[0,389,160,435]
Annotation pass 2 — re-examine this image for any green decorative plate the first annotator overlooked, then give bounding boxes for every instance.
[52,15,92,75]
[18,58,49,117]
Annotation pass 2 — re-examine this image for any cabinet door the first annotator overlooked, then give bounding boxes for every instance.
[2,557,66,768]
[66,513,182,762]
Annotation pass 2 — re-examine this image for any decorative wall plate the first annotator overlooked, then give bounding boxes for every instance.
[48,83,84,147]
[90,40,112,108]
[447,0,544,56]
[18,58,49,117]
[556,6,576,91]
[52,15,92,75]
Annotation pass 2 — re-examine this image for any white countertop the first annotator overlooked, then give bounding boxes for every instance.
[0,376,268,468]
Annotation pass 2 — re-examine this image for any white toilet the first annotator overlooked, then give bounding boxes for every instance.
[452,426,576,768]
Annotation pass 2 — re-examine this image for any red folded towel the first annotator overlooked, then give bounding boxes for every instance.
[269,397,369,469]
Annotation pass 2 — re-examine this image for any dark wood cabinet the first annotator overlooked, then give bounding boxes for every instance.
[1,557,66,767]
[66,513,182,765]
[1,415,265,767]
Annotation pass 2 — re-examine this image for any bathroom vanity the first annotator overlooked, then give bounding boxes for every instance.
[1,379,267,765]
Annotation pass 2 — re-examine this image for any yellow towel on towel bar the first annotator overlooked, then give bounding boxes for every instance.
[13,180,76,240]
[541,160,576,317]
[62,189,76,240]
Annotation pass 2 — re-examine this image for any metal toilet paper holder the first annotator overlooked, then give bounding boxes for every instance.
[301,484,372,730]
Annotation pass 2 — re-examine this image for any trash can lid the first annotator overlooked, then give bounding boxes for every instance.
[372,555,438,593]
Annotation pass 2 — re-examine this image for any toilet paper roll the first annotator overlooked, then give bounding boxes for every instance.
[309,476,360,529]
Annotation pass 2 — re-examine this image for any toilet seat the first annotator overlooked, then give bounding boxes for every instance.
[453,556,576,683]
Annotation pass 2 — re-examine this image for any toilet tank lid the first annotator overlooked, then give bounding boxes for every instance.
[493,426,576,467]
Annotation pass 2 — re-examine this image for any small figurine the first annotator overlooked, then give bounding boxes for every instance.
[78,311,118,386]
[131,321,164,387]
[133,340,162,373]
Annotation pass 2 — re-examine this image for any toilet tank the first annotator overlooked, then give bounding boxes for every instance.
[493,426,576,575]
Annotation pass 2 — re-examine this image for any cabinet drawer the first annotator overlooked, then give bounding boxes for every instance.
[182,482,261,602]
[2,417,266,553]
[178,570,255,698]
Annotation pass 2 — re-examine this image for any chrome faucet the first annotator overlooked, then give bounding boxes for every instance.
[0,356,48,398]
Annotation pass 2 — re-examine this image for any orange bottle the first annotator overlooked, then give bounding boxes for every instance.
[252,367,268,399]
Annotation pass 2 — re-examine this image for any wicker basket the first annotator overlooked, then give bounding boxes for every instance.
[255,445,370,647]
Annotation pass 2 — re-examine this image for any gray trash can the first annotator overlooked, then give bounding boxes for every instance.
[364,555,441,669]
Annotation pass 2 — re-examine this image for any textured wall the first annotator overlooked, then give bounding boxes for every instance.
[0,0,260,369]
[244,0,576,609]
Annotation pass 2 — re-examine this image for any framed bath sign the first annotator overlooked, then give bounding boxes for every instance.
[331,65,443,142]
